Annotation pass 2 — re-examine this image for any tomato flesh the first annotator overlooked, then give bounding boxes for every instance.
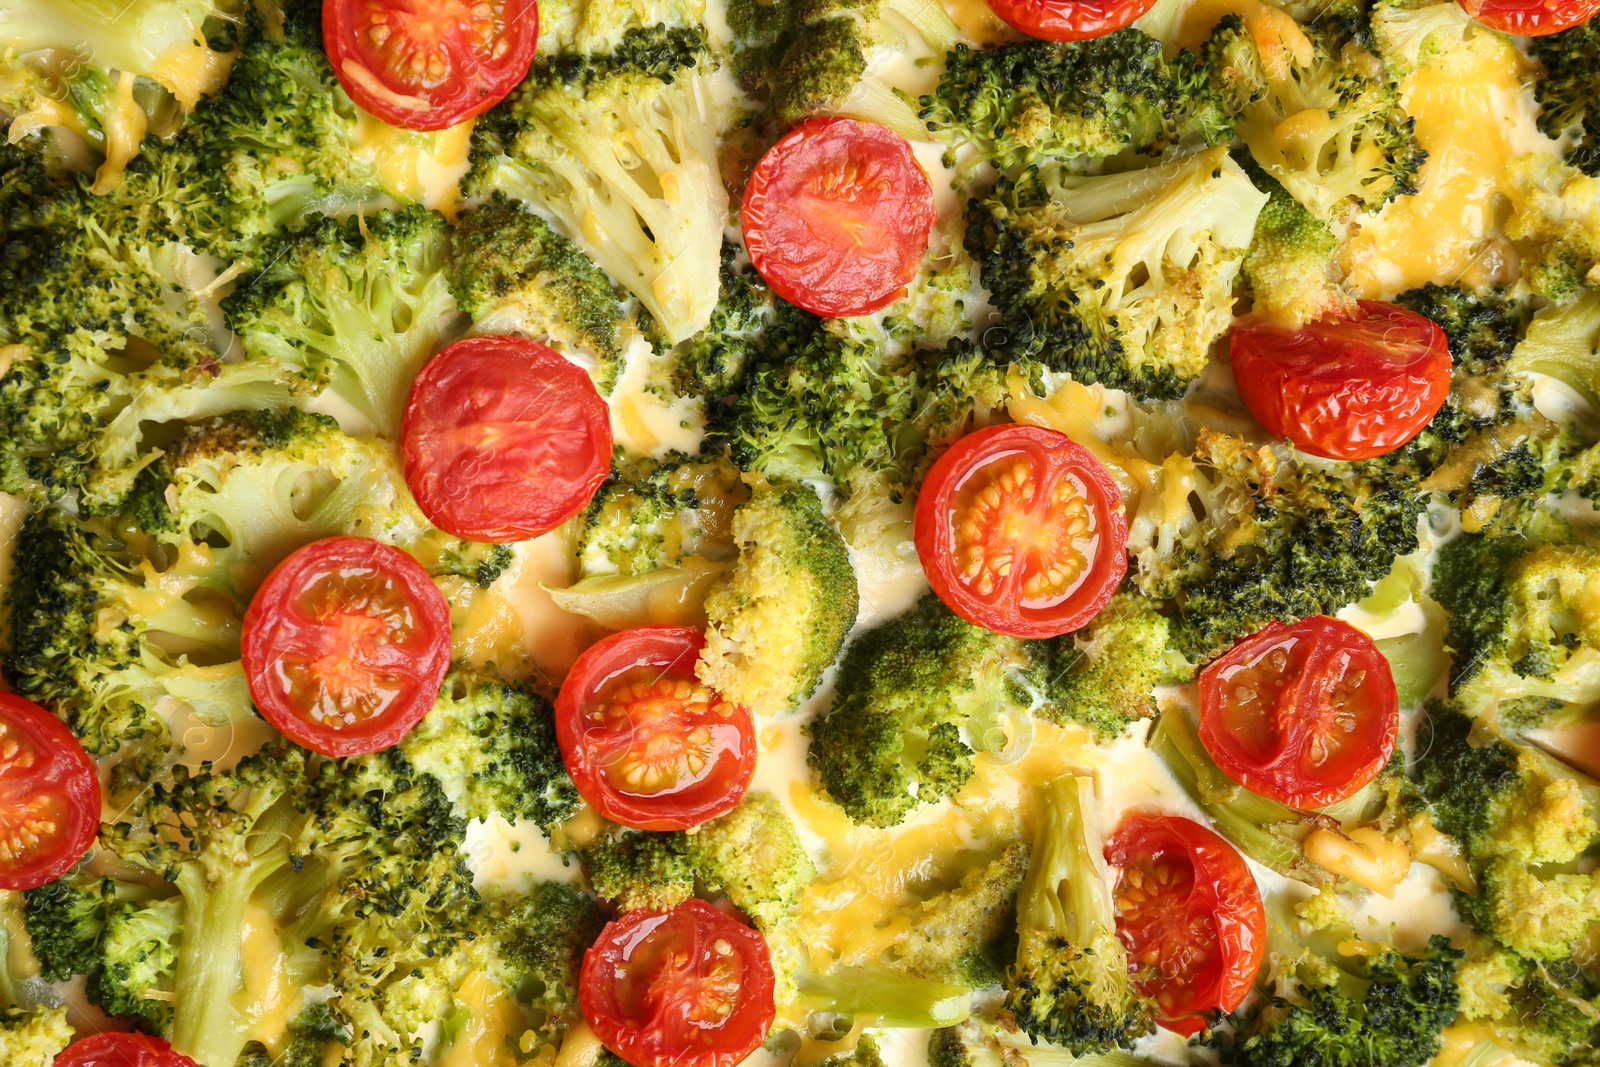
[742,117,936,319]
[1230,301,1451,461]
[1457,0,1600,34]
[0,693,100,891]
[241,537,452,757]
[914,424,1127,638]
[1107,813,1265,1035]
[581,899,776,1067]
[402,337,613,543]
[556,627,755,831]
[986,0,1158,40]
[55,1033,199,1067]
[324,0,539,130]
[1199,616,1399,810]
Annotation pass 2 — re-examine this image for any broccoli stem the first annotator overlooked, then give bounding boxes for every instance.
[795,964,973,1028]
[1019,776,1116,950]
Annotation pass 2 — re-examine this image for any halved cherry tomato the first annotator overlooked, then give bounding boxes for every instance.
[556,628,755,831]
[986,0,1157,40]
[241,537,452,757]
[401,337,612,543]
[1106,813,1265,1036]
[1457,0,1600,34]
[742,117,936,319]
[580,898,777,1067]
[1230,301,1451,461]
[1199,616,1399,810]
[55,1032,199,1067]
[324,0,539,131]
[913,424,1127,639]
[0,693,100,891]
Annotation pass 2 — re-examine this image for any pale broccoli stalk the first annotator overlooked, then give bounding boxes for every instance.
[1509,288,1600,411]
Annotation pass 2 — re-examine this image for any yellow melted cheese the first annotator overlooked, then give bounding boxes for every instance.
[352,113,477,217]
[439,971,522,1067]
[148,35,234,109]
[239,899,302,1057]
[89,71,148,195]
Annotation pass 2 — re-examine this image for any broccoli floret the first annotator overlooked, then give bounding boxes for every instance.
[670,244,775,400]
[239,1003,352,1067]
[577,453,747,578]
[965,147,1266,400]
[1504,156,1600,303]
[86,897,181,1032]
[1006,775,1153,1054]
[1237,150,1356,327]
[1413,703,1600,959]
[223,205,459,437]
[581,831,696,913]
[1395,284,1528,377]
[21,873,108,982]
[920,30,1233,173]
[1456,943,1600,1066]
[0,1004,73,1067]
[697,481,859,715]
[932,1019,1165,1067]
[808,594,1044,827]
[477,881,605,1042]
[535,0,704,55]
[1207,8,1426,220]
[1032,591,1185,740]
[727,0,961,139]
[687,792,816,931]
[891,843,1030,988]
[467,27,726,344]
[1433,536,1600,722]
[1532,17,1600,179]
[447,194,626,394]
[401,669,582,834]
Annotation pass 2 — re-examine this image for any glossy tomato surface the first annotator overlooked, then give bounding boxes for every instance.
[581,898,776,1067]
[55,1032,199,1067]
[241,537,452,756]
[914,424,1127,638]
[1231,301,1451,461]
[1107,813,1265,1036]
[986,0,1157,40]
[556,627,755,830]
[402,337,612,542]
[1457,0,1600,33]
[0,693,100,890]
[324,0,538,130]
[1199,616,1399,809]
[742,117,936,318]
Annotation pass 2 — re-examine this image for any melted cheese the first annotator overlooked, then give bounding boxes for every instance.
[89,71,148,195]
[148,34,234,108]
[607,336,708,458]
[439,971,521,1067]
[239,900,301,1057]
[463,814,584,891]
[352,114,476,216]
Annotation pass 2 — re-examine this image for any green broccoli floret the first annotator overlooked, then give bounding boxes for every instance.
[86,897,181,1032]
[535,0,703,55]
[670,244,775,400]
[890,843,1030,988]
[964,147,1266,399]
[1032,591,1186,740]
[223,205,458,437]
[1395,284,1528,377]
[447,194,626,394]
[1413,703,1600,959]
[477,881,605,1044]
[1532,16,1600,178]
[697,481,859,716]
[582,831,696,913]
[1006,775,1153,1054]
[21,873,109,982]
[1503,157,1600,303]
[688,792,816,931]
[1456,943,1600,1066]
[401,668,582,834]
[727,0,961,139]
[930,1018,1162,1067]
[1237,150,1356,327]
[1207,8,1425,220]
[920,30,1232,174]
[809,594,1047,827]
[0,1004,73,1067]
[467,27,726,345]
[576,453,747,578]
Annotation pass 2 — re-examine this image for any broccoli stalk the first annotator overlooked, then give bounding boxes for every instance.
[931,1019,1162,1067]
[792,963,974,1029]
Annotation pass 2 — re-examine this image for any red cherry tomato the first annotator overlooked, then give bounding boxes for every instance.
[323,0,538,131]
[913,424,1127,639]
[241,537,452,757]
[1457,0,1600,34]
[1198,616,1399,810]
[54,1032,199,1067]
[1106,813,1265,1036]
[742,117,936,319]
[401,337,612,543]
[985,0,1158,40]
[0,693,100,891]
[556,628,755,831]
[1230,301,1451,461]
[580,899,777,1067]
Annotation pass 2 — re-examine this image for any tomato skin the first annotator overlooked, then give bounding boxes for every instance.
[401,337,613,543]
[1230,301,1452,461]
[1199,616,1399,810]
[54,1032,200,1067]
[742,117,936,319]
[324,0,539,131]
[241,537,452,757]
[556,627,755,831]
[913,424,1128,639]
[1107,813,1265,1036]
[1457,0,1600,34]
[0,693,100,891]
[581,899,776,1067]
[986,0,1158,40]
